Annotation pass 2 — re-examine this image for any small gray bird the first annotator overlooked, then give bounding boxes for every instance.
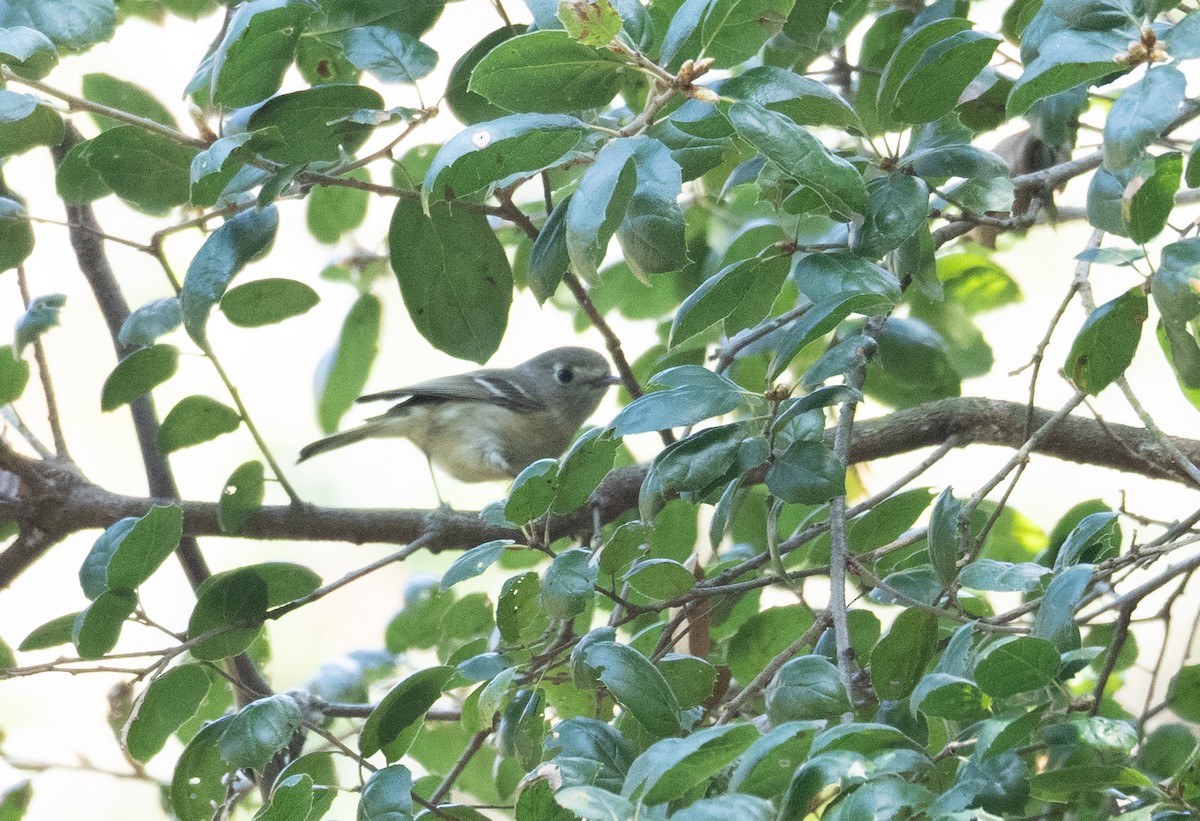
[298,347,619,483]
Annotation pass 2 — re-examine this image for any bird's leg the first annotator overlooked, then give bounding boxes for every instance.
[423,452,452,511]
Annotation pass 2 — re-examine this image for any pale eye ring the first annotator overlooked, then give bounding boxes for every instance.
[555,366,574,385]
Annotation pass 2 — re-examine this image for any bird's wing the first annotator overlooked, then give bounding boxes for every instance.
[356,370,544,413]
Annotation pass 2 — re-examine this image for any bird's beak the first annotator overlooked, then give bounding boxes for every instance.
[599,374,622,387]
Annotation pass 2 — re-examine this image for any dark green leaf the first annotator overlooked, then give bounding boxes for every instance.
[670,255,789,346]
[582,642,681,737]
[220,460,264,535]
[928,487,961,587]
[125,664,212,762]
[974,635,1059,697]
[766,440,845,504]
[1126,151,1182,243]
[446,26,527,125]
[442,540,512,590]
[1070,285,1152,393]
[18,612,79,651]
[854,174,929,259]
[209,0,315,107]
[86,125,194,211]
[358,764,413,821]
[766,655,851,721]
[910,672,986,721]
[497,572,542,643]
[1054,512,1119,572]
[388,198,512,364]
[360,666,455,760]
[103,504,183,591]
[246,84,383,164]
[220,278,319,328]
[1030,564,1091,650]
[0,0,114,51]
[170,717,236,821]
[543,548,597,620]
[100,344,179,411]
[869,607,938,700]
[181,206,279,345]
[158,395,241,453]
[1007,29,1128,116]
[529,194,571,304]
[0,26,57,79]
[553,427,618,513]
[506,459,559,524]
[255,774,314,821]
[0,90,63,158]
[73,588,136,659]
[623,724,759,803]
[1028,765,1151,803]
[623,558,695,601]
[220,694,304,771]
[469,30,627,113]
[959,559,1050,592]
[729,101,867,219]
[864,317,961,409]
[729,606,815,684]
[660,0,794,70]
[0,198,33,272]
[423,113,586,207]
[791,250,901,309]
[1104,64,1187,171]
[187,568,270,661]
[609,366,748,435]
[0,345,29,405]
[889,27,1001,125]
[273,753,337,821]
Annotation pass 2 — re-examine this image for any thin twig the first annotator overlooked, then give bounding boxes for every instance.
[15,266,69,459]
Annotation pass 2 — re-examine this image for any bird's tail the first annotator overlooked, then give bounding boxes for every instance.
[297,426,375,463]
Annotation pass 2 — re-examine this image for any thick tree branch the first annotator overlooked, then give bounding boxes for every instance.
[2,397,1198,575]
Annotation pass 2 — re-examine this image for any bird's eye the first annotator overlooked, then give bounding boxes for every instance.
[555,366,575,385]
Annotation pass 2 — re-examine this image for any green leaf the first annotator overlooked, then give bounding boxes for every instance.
[959,560,1050,593]
[728,101,866,219]
[1030,564,1091,650]
[506,459,559,524]
[125,663,212,762]
[553,427,618,513]
[670,255,789,346]
[1029,765,1151,803]
[582,642,681,737]
[468,30,627,113]
[246,84,383,165]
[660,0,794,70]
[766,440,845,505]
[791,250,902,309]
[73,588,136,659]
[729,606,815,685]
[555,786,637,821]
[543,548,596,620]
[100,344,179,411]
[1007,29,1128,116]
[0,90,62,160]
[888,26,1001,125]
[13,293,64,356]
[1153,238,1200,324]
[910,672,987,721]
[1070,285,1142,393]
[870,607,938,700]
[316,292,381,433]
[82,72,177,131]
[623,558,695,601]
[219,460,265,535]
[103,504,184,591]
[1125,151,1182,243]
[975,635,1060,698]
[0,197,33,272]
[854,174,929,259]
[182,206,279,345]
[442,540,512,589]
[158,395,241,453]
[388,199,512,364]
[639,423,755,520]
[118,297,182,349]
[766,655,851,721]
[273,753,337,821]
[609,366,747,435]
[497,572,542,643]
[255,774,314,821]
[18,612,79,651]
[1104,64,1187,171]
[209,0,315,107]
[307,169,370,243]
[558,0,623,46]
[0,26,57,79]
[0,345,29,405]
[358,764,413,821]
[807,721,923,755]
[360,666,455,760]
[528,194,570,304]
[344,25,437,84]
[85,125,194,211]
[928,487,961,587]
[1167,664,1200,722]
[80,518,137,600]
[864,317,962,409]
[170,716,236,821]
[446,26,527,125]
[220,694,304,771]
[0,780,30,821]
[423,113,587,208]
[220,278,320,328]
[188,567,270,661]
[623,724,759,803]
[0,0,114,51]
[565,135,686,281]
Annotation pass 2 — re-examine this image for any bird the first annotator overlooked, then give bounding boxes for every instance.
[298,347,620,487]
